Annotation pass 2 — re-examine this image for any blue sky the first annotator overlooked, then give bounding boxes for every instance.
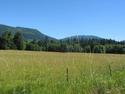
[0,0,125,40]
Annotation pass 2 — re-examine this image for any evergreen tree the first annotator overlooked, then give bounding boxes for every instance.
[13,32,25,50]
[0,32,15,49]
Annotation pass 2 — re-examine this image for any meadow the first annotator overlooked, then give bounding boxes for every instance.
[0,50,125,94]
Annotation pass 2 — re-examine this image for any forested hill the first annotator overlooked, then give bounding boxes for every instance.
[0,24,125,54]
[0,24,55,40]
[62,35,102,41]
[0,24,102,41]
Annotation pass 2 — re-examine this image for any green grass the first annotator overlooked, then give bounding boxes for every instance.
[0,50,125,94]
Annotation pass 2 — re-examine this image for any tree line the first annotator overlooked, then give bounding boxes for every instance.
[0,31,125,54]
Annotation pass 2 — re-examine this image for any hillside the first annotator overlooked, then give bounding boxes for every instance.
[62,35,102,41]
[0,24,125,54]
[0,24,103,41]
[0,24,104,41]
[0,24,55,40]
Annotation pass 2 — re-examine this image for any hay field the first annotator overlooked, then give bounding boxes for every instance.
[0,50,125,94]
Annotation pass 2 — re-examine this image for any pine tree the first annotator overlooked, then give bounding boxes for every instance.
[13,32,25,50]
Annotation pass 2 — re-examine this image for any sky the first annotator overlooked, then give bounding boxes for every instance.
[0,0,125,40]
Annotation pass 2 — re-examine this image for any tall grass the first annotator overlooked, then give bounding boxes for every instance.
[0,50,125,94]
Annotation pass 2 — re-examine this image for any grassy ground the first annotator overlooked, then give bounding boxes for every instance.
[0,50,125,94]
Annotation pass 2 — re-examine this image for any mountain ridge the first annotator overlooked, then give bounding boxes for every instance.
[0,24,108,41]
[0,24,56,40]
[61,35,102,41]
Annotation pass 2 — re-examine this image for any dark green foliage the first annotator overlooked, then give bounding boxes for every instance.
[0,31,16,49]
[61,37,125,54]
[0,24,125,54]
[59,41,67,52]
[73,44,83,52]
[13,32,25,50]
[105,45,125,54]
[0,31,125,54]
[83,45,91,53]
[26,40,42,51]
[93,45,105,53]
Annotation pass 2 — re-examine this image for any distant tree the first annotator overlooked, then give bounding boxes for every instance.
[66,45,74,52]
[0,32,15,49]
[73,44,83,52]
[26,42,41,51]
[13,32,25,50]
[93,45,105,53]
[59,41,67,52]
[0,30,125,54]
[122,47,125,54]
[83,45,91,53]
